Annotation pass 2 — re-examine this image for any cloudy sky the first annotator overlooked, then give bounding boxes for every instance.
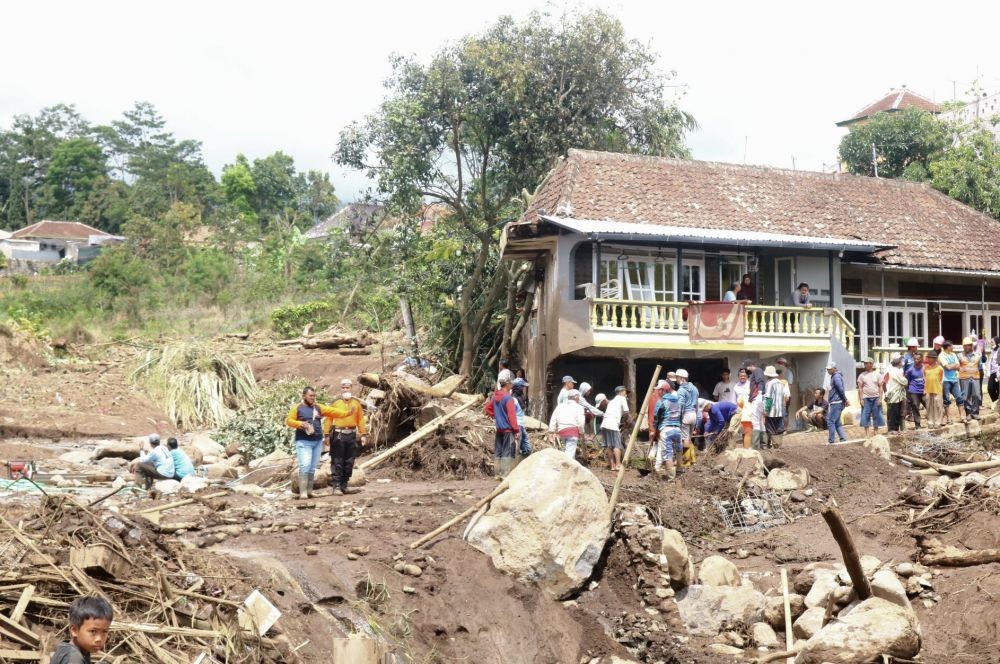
[3,0,998,201]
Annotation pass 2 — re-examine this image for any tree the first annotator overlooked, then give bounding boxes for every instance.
[335,8,695,379]
[838,107,949,179]
[300,170,339,221]
[221,154,258,228]
[42,137,107,217]
[930,131,1000,219]
[250,152,300,231]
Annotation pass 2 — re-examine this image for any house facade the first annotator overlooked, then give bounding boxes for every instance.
[502,150,1000,416]
[1,220,120,266]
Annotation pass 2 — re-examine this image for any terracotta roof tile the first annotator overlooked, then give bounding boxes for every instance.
[837,89,941,126]
[10,220,111,241]
[518,150,1000,272]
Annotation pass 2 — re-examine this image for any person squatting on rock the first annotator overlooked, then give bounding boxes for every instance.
[51,596,113,664]
[130,433,174,490]
[486,374,521,478]
[547,388,585,462]
[653,383,682,480]
[286,386,350,499]
[167,437,194,480]
[328,378,369,495]
[600,386,629,471]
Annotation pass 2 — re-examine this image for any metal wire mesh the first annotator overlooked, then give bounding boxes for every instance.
[714,485,787,533]
[0,537,27,566]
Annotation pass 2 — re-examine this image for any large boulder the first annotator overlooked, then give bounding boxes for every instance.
[181,445,203,466]
[766,467,809,491]
[718,448,765,478]
[94,440,142,461]
[863,434,891,461]
[152,479,181,496]
[795,597,921,664]
[697,555,741,587]
[202,463,238,480]
[249,448,294,470]
[674,584,767,637]
[661,528,695,586]
[463,448,610,599]
[189,434,226,458]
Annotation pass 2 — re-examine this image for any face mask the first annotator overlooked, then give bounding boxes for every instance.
[342,392,352,400]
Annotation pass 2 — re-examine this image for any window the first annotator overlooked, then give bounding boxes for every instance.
[990,314,1000,340]
[681,262,703,301]
[652,262,676,302]
[969,314,984,340]
[720,261,745,299]
[886,311,904,347]
[865,310,882,355]
[908,312,925,344]
[844,308,861,361]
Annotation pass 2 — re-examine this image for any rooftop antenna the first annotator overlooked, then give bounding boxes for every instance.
[743,136,748,164]
[791,155,797,171]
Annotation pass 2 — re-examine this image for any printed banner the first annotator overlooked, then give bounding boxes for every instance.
[688,301,746,342]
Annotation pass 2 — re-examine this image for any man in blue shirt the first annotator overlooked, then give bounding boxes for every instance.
[675,369,701,461]
[167,437,195,480]
[702,400,738,447]
[130,433,175,490]
[825,363,849,444]
[653,389,682,480]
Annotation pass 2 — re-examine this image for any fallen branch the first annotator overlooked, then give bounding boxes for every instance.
[821,503,872,600]
[918,535,1000,567]
[410,482,509,549]
[359,398,480,471]
[905,456,1000,476]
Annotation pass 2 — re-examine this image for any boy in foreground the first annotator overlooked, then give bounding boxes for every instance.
[52,596,113,664]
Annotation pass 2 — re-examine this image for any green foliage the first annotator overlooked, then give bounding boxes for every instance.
[215,379,315,461]
[183,247,235,294]
[42,137,107,217]
[930,131,1000,219]
[270,300,336,337]
[90,246,152,299]
[335,7,695,378]
[838,108,949,179]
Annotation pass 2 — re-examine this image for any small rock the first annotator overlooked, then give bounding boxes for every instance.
[304,545,318,555]
[655,587,674,599]
[283,525,298,533]
[736,548,749,559]
[751,621,779,648]
[401,564,423,577]
[350,545,370,556]
[793,606,826,639]
[789,491,807,502]
[766,467,809,491]
[402,586,416,594]
[698,555,742,587]
[894,563,915,577]
[803,488,814,496]
[707,643,744,656]
[722,630,744,647]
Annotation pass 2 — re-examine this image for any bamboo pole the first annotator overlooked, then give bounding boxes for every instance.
[138,491,229,515]
[360,398,479,471]
[608,365,662,514]
[902,455,1000,476]
[780,568,793,664]
[820,504,871,600]
[409,483,509,549]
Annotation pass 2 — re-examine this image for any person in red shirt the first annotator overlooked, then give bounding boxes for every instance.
[485,375,520,478]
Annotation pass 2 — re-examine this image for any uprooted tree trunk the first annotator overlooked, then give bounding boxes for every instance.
[359,372,467,447]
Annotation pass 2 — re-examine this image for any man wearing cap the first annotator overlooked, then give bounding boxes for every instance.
[939,340,964,423]
[130,433,175,490]
[548,388,585,460]
[653,385,683,479]
[675,369,700,461]
[712,369,737,404]
[825,362,849,444]
[902,339,920,373]
[578,382,605,439]
[486,375,520,477]
[600,386,629,470]
[856,357,885,438]
[959,337,982,420]
[327,379,369,495]
[884,355,909,432]
[286,386,353,499]
[556,375,576,405]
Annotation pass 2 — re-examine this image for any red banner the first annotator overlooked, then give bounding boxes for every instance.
[688,301,746,342]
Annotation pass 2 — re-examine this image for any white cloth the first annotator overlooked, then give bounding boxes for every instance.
[713,380,737,403]
[601,395,629,430]
[556,387,571,405]
[548,401,585,433]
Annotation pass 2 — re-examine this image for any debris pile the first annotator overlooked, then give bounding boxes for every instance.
[0,495,294,662]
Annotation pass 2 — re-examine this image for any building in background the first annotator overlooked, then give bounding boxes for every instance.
[836,88,941,128]
[0,220,121,267]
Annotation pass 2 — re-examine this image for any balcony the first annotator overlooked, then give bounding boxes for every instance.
[587,298,856,354]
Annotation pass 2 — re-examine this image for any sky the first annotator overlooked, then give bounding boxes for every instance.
[3,0,999,202]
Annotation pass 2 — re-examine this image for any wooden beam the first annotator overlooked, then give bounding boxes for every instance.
[9,585,34,623]
[821,504,872,600]
[0,651,41,661]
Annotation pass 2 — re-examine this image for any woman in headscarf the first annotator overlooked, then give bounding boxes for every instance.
[988,336,1000,404]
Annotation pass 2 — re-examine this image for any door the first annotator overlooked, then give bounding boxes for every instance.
[775,257,794,306]
[940,311,963,344]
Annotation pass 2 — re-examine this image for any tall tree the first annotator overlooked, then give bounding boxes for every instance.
[42,137,107,217]
[930,131,1000,219]
[335,8,695,379]
[838,107,949,180]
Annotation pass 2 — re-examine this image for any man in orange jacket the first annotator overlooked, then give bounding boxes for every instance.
[327,378,369,495]
[286,386,352,499]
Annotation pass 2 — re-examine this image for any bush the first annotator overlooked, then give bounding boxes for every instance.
[214,380,320,461]
[270,300,336,337]
[90,246,151,299]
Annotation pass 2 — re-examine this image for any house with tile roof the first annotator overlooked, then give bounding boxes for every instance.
[1,220,120,266]
[836,88,941,127]
[502,149,1000,414]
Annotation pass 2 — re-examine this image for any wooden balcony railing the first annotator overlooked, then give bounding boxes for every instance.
[589,299,855,353]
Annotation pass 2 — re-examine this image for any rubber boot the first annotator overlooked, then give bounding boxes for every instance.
[666,466,677,481]
[498,456,513,479]
[298,473,308,499]
[771,434,784,450]
[305,473,315,498]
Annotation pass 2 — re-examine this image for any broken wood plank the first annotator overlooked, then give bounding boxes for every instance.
[0,612,39,646]
[410,483,508,549]
[9,585,34,623]
[360,398,480,471]
[918,535,1000,566]
[0,651,41,661]
[0,513,83,595]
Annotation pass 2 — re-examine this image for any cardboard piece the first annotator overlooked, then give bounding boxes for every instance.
[237,590,281,636]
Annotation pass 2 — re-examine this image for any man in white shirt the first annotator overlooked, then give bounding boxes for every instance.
[712,369,737,404]
[548,390,586,460]
[600,386,629,471]
[556,375,576,405]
